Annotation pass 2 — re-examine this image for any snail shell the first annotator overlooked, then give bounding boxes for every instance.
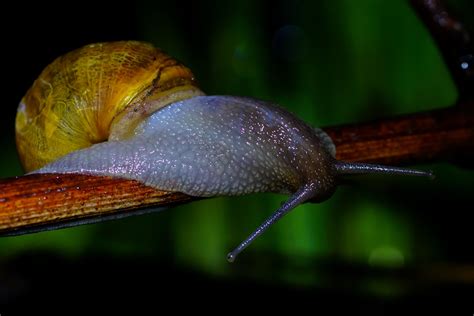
[16,41,204,172]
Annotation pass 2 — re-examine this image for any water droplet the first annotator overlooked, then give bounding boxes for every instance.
[460,54,472,71]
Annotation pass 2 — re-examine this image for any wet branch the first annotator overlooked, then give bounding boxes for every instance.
[410,0,474,100]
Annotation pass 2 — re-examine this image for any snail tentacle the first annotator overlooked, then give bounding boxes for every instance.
[227,182,320,263]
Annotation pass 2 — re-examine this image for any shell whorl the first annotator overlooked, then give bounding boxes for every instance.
[16,41,203,172]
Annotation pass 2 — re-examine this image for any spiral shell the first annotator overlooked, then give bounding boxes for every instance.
[16,41,203,172]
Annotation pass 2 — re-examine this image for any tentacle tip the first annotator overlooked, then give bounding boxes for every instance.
[226,252,237,263]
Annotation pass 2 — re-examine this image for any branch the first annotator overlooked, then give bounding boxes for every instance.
[0,174,193,235]
[1,104,473,235]
[410,0,474,100]
[328,102,474,165]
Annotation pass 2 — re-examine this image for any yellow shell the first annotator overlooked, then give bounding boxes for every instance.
[16,41,204,172]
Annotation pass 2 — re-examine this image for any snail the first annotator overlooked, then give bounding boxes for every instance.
[16,41,433,262]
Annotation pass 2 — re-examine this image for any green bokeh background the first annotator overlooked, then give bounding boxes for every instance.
[1,0,473,302]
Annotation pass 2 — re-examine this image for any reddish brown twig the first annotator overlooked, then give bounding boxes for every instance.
[0,174,192,235]
[328,102,474,165]
[410,0,474,100]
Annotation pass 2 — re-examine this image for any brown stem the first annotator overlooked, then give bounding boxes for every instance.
[0,174,193,235]
[410,0,474,100]
[328,101,474,165]
[1,103,473,235]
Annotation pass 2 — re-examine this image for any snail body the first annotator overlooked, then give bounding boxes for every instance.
[36,95,338,200]
[16,41,433,261]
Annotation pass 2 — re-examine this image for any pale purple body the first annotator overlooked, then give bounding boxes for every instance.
[37,96,337,200]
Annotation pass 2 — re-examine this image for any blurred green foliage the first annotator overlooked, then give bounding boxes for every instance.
[1,0,473,292]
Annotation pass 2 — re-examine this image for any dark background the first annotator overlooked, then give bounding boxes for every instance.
[0,0,473,312]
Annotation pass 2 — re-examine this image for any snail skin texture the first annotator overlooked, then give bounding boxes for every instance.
[17,41,433,262]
